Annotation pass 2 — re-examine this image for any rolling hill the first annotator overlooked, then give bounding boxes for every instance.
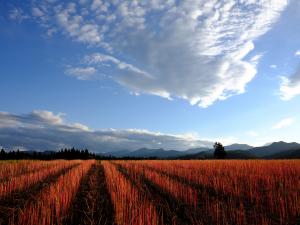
[102,141,300,159]
[249,141,300,157]
[225,144,253,151]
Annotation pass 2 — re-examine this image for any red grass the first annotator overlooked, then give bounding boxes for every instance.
[15,160,94,225]
[119,162,198,208]
[0,160,78,198]
[0,160,299,225]
[0,160,56,181]
[103,161,158,225]
[131,160,300,225]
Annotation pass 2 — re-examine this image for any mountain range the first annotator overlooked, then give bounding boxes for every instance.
[248,142,300,157]
[225,144,253,151]
[103,141,300,159]
[103,147,211,158]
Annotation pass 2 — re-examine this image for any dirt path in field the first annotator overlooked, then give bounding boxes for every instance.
[0,163,79,225]
[63,163,115,225]
[114,162,196,225]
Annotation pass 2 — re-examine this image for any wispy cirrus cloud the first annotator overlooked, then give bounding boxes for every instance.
[0,110,214,152]
[246,131,259,137]
[278,49,300,101]
[11,0,288,107]
[65,66,97,80]
[279,67,300,100]
[272,117,294,130]
[32,7,44,17]
[8,7,29,22]
[270,64,277,69]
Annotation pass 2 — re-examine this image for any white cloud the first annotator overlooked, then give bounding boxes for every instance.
[272,117,294,130]
[54,3,102,45]
[32,110,64,125]
[250,54,264,65]
[8,8,29,22]
[0,111,214,152]
[32,7,44,17]
[246,131,259,137]
[29,0,287,107]
[65,66,97,80]
[72,123,90,131]
[84,53,151,78]
[47,28,57,37]
[279,50,300,100]
[0,112,22,128]
[270,64,277,69]
[0,110,64,129]
[79,0,88,5]
[279,68,300,100]
[202,136,237,146]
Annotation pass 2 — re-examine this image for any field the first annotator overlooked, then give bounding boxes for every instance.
[0,160,299,225]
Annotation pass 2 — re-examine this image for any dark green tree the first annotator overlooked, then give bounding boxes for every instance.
[213,142,227,159]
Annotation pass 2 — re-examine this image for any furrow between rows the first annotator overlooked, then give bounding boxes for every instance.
[103,161,160,225]
[15,160,94,225]
[63,162,115,225]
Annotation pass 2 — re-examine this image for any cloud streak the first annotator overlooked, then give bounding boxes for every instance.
[272,117,294,130]
[23,0,288,107]
[65,66,97,80]
[0,110,214,152]
[279,67,300,100]
[8,7,29,22]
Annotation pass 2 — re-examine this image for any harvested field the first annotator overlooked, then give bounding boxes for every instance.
[0,160,299,225]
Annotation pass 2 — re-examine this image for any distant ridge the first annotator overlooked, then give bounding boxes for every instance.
[225,144,253,151]
[3,141,299,159]
[104,147,211,158]
[265,149,300,159]
[249,141,300,157]
[103,141,300,159]
[179,150,256,160]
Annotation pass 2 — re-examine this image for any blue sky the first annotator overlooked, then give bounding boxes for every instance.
[0,0,300,151]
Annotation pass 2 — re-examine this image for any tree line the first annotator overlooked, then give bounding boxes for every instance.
[0,142,227,160]
[0,148,114,160]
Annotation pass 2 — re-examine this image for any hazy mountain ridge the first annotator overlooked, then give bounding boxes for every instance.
[104,148,189,158]
[2,141,299,159]
[102,141,300,159]
[225,144,253,151]
[265,149,300,159]
[249,141,300,157]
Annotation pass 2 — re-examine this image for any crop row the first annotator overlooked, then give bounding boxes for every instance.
[13,160,94,225]
[64,162,115,225]
[0,160,60,182]
[0,160,79,198]
[117,161,247,224]
[103,161,159,225]
[125,160,300,225]
[0,160,298,225]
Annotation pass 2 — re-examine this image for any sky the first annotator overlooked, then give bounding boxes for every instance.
[0,0,300,152]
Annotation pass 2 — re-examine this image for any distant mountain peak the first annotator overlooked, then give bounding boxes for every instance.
[225,143,253,151]
[270,141,297,146]
[249,141,300,157]
[102,141,300,159]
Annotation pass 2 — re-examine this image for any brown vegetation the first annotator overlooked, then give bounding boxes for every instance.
[0,160,299,225]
